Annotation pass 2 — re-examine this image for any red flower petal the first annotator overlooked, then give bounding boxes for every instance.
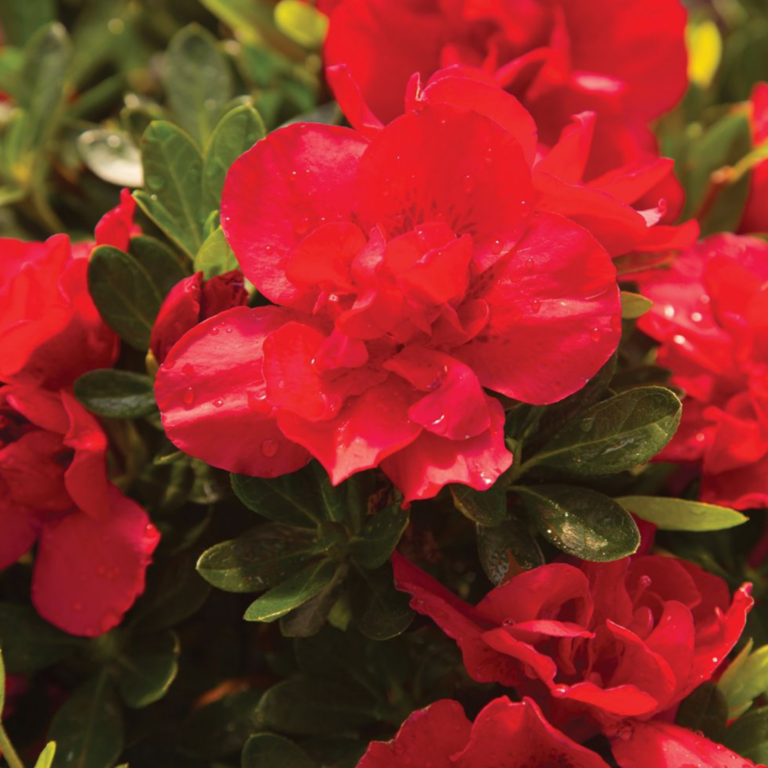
[33,487,159,637]
[455,211,620,404]
[222,124,369,310]
[0,487,38,570]
[94,188,139,251]
[150,273,204,364]
[155,307,310,477]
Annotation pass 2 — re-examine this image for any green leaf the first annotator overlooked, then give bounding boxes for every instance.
[49,676,124,768]
[77,128,143,188]
[0,0,55,46]
[87,245,164,350]
[450,484,507,527]
[529,386,681,476]
[259,678,377,736]
[203,103,265,208]
[129,235,189,297]
[244,559,338,622]
[675,682,727,743]
[195,227,239,279]
[18,23,72,152]
[116,630,180,708]
[349,563,414,641]
[197,0,266,44]
[517,485,640,562]
[134,121,204,257]
[620,291,653,319]
[476,511,544,586]
[718,640,768,718]
[164,25,234,146]
[242,733,316,768]
[231,469,321,527]
[0,604,83,674]
[279,564,348,638]
[724,705,768,763]
[349,501,409,570]
[178,690,263,760]
[274,1,329,48]
[618,496,748,531]
[74,370,156,419]
[32,742,57,768]
[198,524,323,593]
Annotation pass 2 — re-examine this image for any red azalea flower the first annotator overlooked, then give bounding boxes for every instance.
[392,552,752,733]
[0,385,160,636]
[357,696,612,768]
[323,0,688,179]
[638,234,768,509]
[150,270,249,364]
[155,100,624,502]
[740,82,768,235]
[328,64,697,258]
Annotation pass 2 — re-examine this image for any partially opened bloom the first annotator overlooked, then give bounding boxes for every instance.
[357,696,612,768]
[156,98,624,502]
[392,552,752,735]
[638,234,768,509]
[0,385,160,636]
[740,82,768,234]
[323,0,688,178]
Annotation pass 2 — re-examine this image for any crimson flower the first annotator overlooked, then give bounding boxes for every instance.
[155,96,624,502]
[740,82,768,235]
[638,234,768,509]
[322,0,688,179]
[0,385,159,636]
[0,190,136,389]
[150,270,249,364]
[392,552,751,741]
[357,696,612,768]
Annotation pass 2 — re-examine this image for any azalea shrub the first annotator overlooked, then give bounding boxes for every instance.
[4,0,768,767]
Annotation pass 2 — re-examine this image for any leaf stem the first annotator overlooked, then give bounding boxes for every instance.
[0,723,26,768]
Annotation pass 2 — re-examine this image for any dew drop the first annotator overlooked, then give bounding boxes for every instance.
[695,432,706,443]
[261,439,279,458]
[463,174,474,194]
[288,170,298,184]
[248,391,270,413]
[639,575,652,588]
[430,413,446,427]
[590,328,602,343]
[294,217,311,236]
[691,311,703,323]
[225,327,233,334]
[673,334,687,345]
[182,386,196,408]
[530,299,541,313]
[210,326,220,336]
[182,363,195,376]
[491,239,503,255]
[213,399,224,408]
[525,258,534,274]
[265,245,274,254]
[663,305,675,319]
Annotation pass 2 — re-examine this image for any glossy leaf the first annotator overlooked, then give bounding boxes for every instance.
[87,245,164,350]
[675,682,727,743]
[724,706,768,763]
[530,386,682,476]
[718,639,768,718]
[348,562,414,641]
[129,235,189,297]
[231,469,320,527]
[349,500,409,570]
[116,630,180,708]
[242,733,316,768]
[244,558,338,622]
[195,226,239,279]
[618,496,748,531]
[74,370,156,419]
[450,484,507,527]
[279,563,348,638]
[164,24,234,145]
[134,121,204,257]
[198,523,322,593]
[517,485,641,562]
[476,511,545,586]
[49,676,124,768]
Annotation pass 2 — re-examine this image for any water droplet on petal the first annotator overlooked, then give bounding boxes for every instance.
[182,363,195,376]
[663,305,675,319]
[213,399,224,408]
[691,311,703,323]
[430,413,446,427]
[182,387,196,408]
[531,299,541,313]
[248,391,270,414]
[491,240,503,255]
[265,245,274,255]
[210,326,220,336]
[261,439,279,458]
[590,328,602,343]
[639,575,652,588]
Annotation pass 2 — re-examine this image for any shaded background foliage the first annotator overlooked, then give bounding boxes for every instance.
[2,0,768,767]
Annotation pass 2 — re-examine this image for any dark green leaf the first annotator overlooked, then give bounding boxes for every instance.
[618,496,747,531]
[87,245,164,350]
[134,121,204,257]
[349,563,414,641]
[117,630,180,708]
[349,501,409,570]
[244,558,338,622]
[203,104,265,207]
[476,511,544,586]
[530,387,681,476]
[195,226,239,279]
[279,564,348,638]
[724,706,768,763]
[198,524,322,593]
[129,235,189,297]
[74,370,156,418]
[178,690,262,760]
[450,484,507,527]
[0,603,83,674]
[259,678,377,736]
[676,683,727,743]
[164,24,234,145]
[517,485,640,562]
[231,469,320,527]
[50,676,124,768]
[242,734,316,768]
